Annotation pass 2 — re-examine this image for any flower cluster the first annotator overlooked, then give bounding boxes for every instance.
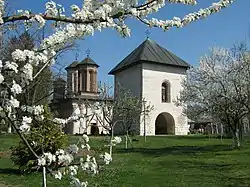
[31,15,46,28]
[38,152,56,166]
[100,152,112,164]
[20,116,32,133]
[0,0,4,24]
[21,105,44,116]
[45,1,65,17]
[34,133,121,186]
[144,0,234,30]
[111,136,122,146]
[11,81,22,95]
[70,177,88,187]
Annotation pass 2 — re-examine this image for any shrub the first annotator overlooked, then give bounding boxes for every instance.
[11,106,68,173]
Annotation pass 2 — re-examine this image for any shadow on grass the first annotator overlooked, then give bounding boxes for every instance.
[176,160,250,187]
[116,144,233,156]
[172,135,232,140]
[158,160,250,186]
[0,168,21,175]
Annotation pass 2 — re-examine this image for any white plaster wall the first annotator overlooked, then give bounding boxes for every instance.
[114,64,142,134]
[115,64,142,97]
[141,63,189,135]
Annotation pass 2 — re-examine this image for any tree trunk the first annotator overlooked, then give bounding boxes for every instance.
[7,124,12,133]
[42,166,47,187]
[215,123,219,134]
[220,123,223,142]
[125,135,128,149]
[232,128,241,148]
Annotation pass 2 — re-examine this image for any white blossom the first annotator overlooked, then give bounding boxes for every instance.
[0,73,4,84]
[32,15,46,28]
[44,152,56,165]
[68,144,79,154]
[19,116,32,133]
[71,5,80,13]
[12,49,26,62]
[45,1,58,16]
[11,81,22,95]
[4,61,18,73]
[57,152,74,165]
[31,141,37,146]
[82,134,89,142]
[69,165,78,176]
[81,143,90,151]
[70,177,88,187]
[54,171,62,180]
[100,152,112,164]
[22,116,32,124]
[33,105,44,115]
[8,96,20,108]
[56,149,65,155]
[112,136,122,144]
[38,156,46,166]
[22,63,33,81]
[0,0,4,24]
[19,123,30,133]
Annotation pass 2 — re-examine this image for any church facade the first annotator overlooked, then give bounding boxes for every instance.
[52,56,110,135]
[109,39,190,135]
[52,39,190,135]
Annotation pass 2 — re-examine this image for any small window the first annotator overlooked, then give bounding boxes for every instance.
[162,81,170,103]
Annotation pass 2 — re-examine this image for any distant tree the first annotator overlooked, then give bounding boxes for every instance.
[96,83,153,148]
[177,44,250,148]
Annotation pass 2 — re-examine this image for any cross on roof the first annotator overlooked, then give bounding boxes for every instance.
[86,48,91,57]
[75,52,79,61]
[145,29,151,39]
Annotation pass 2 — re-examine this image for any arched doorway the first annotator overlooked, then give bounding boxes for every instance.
[90,123,99,135]
[155,112,175,135]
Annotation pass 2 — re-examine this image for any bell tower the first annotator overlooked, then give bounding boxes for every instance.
[65,50,99,99]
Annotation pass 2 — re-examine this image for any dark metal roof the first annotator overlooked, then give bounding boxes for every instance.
[109,39,190,75]
[65,57,99,70]
[65,61,78,70]
[78,57,99,67]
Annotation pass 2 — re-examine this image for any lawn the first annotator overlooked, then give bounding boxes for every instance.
[0,134,250,187]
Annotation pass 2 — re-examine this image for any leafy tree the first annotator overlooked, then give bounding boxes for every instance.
[11,106,68,173]
[177,45,250,148]
[95,83,153,148]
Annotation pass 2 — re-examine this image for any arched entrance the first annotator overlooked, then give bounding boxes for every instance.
[90,123,99,135]
[155,112,175,135]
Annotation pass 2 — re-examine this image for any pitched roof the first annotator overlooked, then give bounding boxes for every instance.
[78,57,99,67]
[109,39,190,75]
[65,61,78,70]
[65,57,99,70]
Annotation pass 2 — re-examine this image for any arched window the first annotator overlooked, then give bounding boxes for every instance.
[162,81,170,103]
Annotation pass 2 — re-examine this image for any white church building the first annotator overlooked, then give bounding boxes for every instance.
[52,38,190,135]
[109,38,190,135]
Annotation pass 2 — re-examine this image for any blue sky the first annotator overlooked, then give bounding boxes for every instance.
[9,0,250,85]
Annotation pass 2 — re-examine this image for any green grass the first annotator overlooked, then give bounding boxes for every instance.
[0,134,250,187]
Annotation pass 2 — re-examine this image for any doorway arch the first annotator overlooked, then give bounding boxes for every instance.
[155,112,175,135]
[90,123,99,135]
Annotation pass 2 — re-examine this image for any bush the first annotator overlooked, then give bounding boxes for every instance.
[11,106,68,173]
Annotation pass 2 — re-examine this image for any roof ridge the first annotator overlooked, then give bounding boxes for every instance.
[109,39,190,75]
[137,39,149,60]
